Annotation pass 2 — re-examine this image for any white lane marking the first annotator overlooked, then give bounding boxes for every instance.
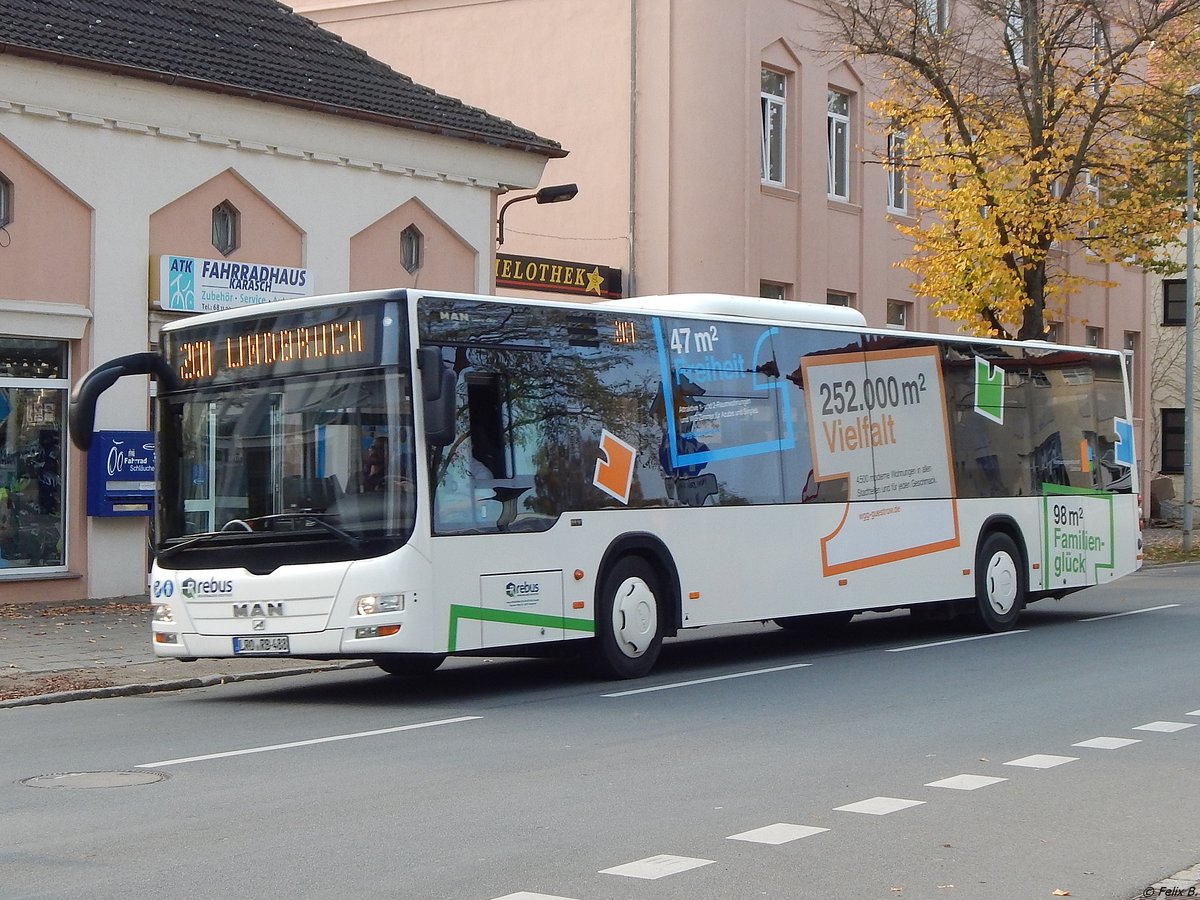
[727,823,830,844]
[1080,604,1179,622]
[1073,736,1141,749]
[1004,754,1078,769]
[834,796,926,815]
[885,631,1027,653]
[1133,721,1195,733]
[599,855,715,879]
[925,774,1008,791]
[602,663,812,697]
[1189,710,1200,717]
[136,716,482,768]
[492,894,579,900]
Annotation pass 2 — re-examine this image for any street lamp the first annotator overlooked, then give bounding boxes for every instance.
[1184,84,1199,551]
[496,183,579,246]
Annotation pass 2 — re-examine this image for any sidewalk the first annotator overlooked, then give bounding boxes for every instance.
[0,525,1191,708]
[0,597,368,708]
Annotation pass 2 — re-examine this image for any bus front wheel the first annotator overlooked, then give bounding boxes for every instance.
[373,654,446,677]
[973,533,1026,632]
[591,556,664,679]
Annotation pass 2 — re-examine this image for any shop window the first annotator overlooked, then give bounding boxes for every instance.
[212,200,240,256]
[0,338,69,571]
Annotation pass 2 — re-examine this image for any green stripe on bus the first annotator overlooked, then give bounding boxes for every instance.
[447,604,595,652]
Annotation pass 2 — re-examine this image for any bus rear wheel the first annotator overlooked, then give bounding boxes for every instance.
[373,654,446,677]
[591,556,663,679]
[973,533,1026,632]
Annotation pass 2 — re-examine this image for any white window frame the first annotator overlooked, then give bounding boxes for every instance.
[1005,0,1025,68]
[760,69,787,187]
[827,291,854,307]
[1085,325,1102,348]
[886,132,908,213]
[759,281,789,300]
[886,299,910,329]
[827,90,851,201]
[917,0,948,33]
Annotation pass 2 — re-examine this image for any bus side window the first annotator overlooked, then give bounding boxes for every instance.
[466,373,509,479]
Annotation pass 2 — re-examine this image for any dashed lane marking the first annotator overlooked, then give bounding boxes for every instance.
[1133,721,1195,733]
[925,774,1008,790]
[1004,754,1079,769]
[834,796,926,815]
[135,716,482,767]
[491,894,578,900]
[1079,604,1180,622]
[1073,736,1141,749]
[727,823,830,844]
[885,631,1027,653]
[599,855,715,879]
[602,663,812,697]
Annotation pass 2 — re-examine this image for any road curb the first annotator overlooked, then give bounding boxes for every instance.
[0,661,373,709]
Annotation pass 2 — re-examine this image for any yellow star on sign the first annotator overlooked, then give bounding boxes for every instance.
[585,266,605,296]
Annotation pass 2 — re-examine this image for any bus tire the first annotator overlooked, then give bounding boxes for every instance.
[774,611,853,634]
[591,555,664,679]
[973,532,1026,632]
[373,654,446,677]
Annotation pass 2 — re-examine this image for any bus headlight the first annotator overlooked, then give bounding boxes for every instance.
[356,593,405,616]
[152,603,175,623]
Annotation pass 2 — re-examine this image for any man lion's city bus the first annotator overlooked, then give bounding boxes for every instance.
[69,290,1141,679]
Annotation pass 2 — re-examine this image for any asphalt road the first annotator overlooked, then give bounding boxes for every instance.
[2,566,1198,900]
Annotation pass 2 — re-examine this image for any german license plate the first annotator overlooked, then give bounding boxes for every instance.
[232,635,290,655]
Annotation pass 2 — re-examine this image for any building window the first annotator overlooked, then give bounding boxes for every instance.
[826,291,853,307]
[1163,279,1186,326]
[212,201,239,256]
[400,224,424,274]
[760,69,787,186]
[1085,325,1102,347]
[1044,320,1061,342]
[886,132,907,213]
[1161,408,1185,474]
[1006,0,1026,68]
[1124,330,1138,396]
[886,299,910,329]
[759,281,789,300]
[0,338,69,571]
[0,171,11,228]
[917,0,948,32]
[827,90,850,201]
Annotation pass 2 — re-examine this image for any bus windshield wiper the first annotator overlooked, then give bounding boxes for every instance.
[156,525,255,561]
[241,513,364,549]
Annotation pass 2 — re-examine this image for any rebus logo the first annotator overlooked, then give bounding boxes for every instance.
[505,581,541,598]
[180,577,234,599]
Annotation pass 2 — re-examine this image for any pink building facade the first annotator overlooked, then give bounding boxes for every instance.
[0,16,556,605]
[295,0,1151,495]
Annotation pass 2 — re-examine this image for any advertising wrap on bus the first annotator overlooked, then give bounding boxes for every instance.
[68,289,1141,681]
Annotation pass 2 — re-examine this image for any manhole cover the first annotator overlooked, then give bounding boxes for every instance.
[21,771,168,789]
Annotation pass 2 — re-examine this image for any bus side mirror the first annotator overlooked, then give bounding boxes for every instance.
[417,347,456,446]
[69,352,181,451]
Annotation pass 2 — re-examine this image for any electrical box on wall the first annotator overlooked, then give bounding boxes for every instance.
[86,431,155,517]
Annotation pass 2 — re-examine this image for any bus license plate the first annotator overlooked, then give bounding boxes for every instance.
[233,636,290,655]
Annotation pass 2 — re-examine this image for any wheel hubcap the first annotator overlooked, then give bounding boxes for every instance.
[612,576,657,658]
[986,551,1018,615]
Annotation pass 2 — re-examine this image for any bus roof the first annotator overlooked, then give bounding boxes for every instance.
[595,293,868,327]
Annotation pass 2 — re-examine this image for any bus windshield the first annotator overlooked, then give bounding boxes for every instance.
[156,369,416,562]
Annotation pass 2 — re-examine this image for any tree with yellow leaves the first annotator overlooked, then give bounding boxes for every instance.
[821,0,1200,339]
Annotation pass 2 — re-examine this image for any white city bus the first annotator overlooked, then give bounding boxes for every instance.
[69,289,1142,679]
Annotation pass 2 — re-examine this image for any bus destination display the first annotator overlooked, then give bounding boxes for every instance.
[167,307,379,386]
